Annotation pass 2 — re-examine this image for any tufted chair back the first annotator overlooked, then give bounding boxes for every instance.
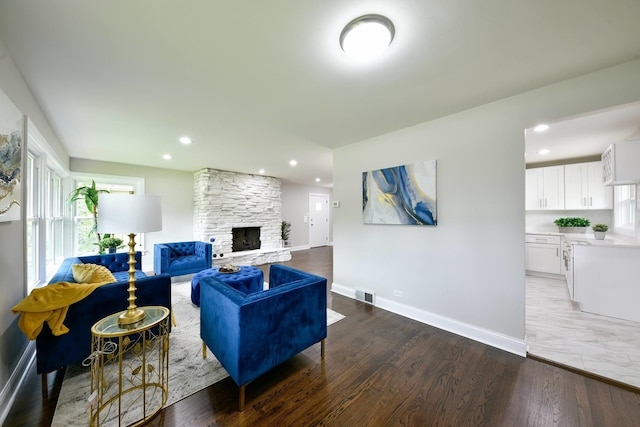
[169,242,196,259]
[78,252,141,272]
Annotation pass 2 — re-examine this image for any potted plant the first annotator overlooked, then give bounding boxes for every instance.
[281,220,291,247]
[553,217,591,233]
[97,234,124,254]
[592,223,608,240]
[68,180,110,250]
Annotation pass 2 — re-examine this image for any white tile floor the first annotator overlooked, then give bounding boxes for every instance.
[526,274,640,389]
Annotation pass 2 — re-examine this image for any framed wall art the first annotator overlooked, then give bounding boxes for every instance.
[363,160,437,225]
[0,89,23,222]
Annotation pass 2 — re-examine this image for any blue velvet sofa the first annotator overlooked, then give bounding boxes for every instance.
[200,264,327,410]
[153,241,212,277]
[36,252,171,390]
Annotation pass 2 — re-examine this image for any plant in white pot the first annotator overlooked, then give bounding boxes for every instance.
[553,217,591,233]
[592,223,608,240]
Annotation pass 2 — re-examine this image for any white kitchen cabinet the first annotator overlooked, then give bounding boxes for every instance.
[525,166,564,210]
[602,141,640,185]
[564,161,612,210]
[525,234,562,274]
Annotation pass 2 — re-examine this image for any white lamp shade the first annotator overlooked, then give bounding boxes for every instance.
[97,194,162,234]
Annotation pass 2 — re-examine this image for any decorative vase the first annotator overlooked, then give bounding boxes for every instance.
[594,231,606,240]
[108,247,116,253]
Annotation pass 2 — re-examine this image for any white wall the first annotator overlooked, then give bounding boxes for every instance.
[69,158,194,272]
[332,59,640,356]
[281,182,333,249]
[0,41,69,423]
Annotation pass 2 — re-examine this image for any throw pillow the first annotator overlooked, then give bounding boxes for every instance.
[71,263,117,284]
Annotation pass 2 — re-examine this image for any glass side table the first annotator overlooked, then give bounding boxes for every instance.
[90,306,170,427]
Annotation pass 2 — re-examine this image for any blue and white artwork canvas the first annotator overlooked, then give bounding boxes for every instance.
[362,160,437,225]
[0,89,22,222]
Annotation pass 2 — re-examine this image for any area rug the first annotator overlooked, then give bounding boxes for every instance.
[51,280,345,426]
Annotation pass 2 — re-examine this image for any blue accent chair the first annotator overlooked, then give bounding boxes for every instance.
[153,241,212,277]
[36,252,171,392]
[200,264,327,410]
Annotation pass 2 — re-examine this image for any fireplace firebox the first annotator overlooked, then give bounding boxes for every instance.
[232,227,261,252]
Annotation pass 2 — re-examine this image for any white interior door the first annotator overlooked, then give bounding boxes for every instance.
[308,193,329,248]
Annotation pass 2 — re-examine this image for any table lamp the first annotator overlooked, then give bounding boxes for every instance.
[97,193,162,325]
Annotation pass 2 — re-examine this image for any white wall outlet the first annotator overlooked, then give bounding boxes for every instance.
[393,289,403,297]
[332,200,340,208]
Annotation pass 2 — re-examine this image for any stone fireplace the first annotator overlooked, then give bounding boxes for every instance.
[193,168,291,265]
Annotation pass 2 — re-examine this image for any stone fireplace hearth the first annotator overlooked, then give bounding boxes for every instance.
[193,168,291,265]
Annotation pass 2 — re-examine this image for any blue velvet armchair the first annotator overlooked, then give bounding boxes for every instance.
[153,241,212,277]
[200,264,327,410]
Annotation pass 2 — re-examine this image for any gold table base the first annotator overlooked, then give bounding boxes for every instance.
[90,306,170,427]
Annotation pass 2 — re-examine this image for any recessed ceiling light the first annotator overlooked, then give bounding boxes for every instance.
[534,124,550,132]
[538,149,550,155]
[340,14,395,61]
[162,154,172,160]
[289,160,298,166]
[179,137,192,144]
[259,169,265,174]
[315,178,321,182]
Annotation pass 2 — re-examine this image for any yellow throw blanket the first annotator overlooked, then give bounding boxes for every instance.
[11,281,110,340]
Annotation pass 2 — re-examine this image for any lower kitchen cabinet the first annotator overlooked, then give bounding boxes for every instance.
[573,243,640,322]
[525,234,562,274]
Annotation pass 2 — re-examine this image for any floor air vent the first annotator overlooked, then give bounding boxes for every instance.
[355,289,375,305]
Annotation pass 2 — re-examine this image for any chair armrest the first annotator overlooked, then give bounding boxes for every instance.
[200,277,243,382]
[195,241,213,268]
[154,244,170,274]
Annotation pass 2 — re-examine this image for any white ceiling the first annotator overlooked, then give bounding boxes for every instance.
[1,1,639,186]
[525,101,640,165]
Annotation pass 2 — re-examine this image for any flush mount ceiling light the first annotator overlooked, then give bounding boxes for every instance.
[162,154,172,160]
[179,136,192,145]
[534,124,550,132]
[289,159,298,166]
[340,14,395,61]
[538,148,550,155]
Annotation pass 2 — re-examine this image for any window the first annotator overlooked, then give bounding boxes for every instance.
[46,169,64,277]
[613,184,636,237]
[26,119,70,292]
[71,178,141,255]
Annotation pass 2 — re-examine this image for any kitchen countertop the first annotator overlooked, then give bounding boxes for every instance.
[526,230,640,247]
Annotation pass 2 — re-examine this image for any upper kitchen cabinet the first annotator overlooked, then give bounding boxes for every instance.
[565,161,613,210]
[602,141,640,185]
[526,165,564,210]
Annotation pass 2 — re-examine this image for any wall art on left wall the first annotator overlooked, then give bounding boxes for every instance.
[0,88,23,222]
[363,160,437,225]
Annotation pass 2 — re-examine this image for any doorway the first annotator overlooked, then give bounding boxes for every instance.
[308,193,329,248]
[524,103,640,389]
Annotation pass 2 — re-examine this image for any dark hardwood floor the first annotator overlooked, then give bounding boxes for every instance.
[6,246,640,426]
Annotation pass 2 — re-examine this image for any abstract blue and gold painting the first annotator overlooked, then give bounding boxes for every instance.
[362,160,437,225]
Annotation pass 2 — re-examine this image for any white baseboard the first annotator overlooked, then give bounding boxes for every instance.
[331,282,526,357]
[290,245,311,252]
[0,342,36,426]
